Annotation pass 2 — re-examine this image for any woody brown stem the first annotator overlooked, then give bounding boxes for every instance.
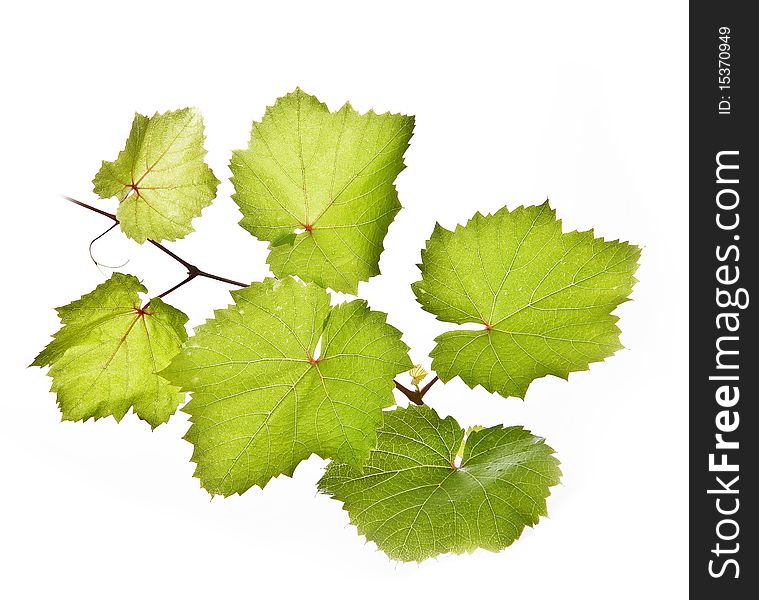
[393,376,439,405]
[63,196,248,294]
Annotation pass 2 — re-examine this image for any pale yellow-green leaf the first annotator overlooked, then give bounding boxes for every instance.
[230,89,414,293]
[33,273,189,428]
[93,108,219,243]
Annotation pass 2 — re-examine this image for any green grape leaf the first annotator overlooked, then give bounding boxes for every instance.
[161,276,412,496]
[93,108,219,243]
[318,405,561,562]
[32,273,189,428]
[230,89,414,294]
[412,202,640,399]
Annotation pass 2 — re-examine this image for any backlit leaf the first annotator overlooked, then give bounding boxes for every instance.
[93,108,219,243]
[319,405,561,562]
[33,273,189,428]
[412,202,640,398]
[161,277,412,495]
[230,89,414,293]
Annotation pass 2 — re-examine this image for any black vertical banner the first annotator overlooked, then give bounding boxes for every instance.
[691,2,757,596]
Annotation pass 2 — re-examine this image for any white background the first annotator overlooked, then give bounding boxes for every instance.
[0,1,688,598]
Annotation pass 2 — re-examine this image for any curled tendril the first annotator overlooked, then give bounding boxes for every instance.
[88,222,130,271]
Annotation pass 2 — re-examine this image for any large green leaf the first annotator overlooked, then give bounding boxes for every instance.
[33,273,189,428]
[230,89,414,293]
[93,108,219,243]
[412,202,640,398]
[319,405,561,562]
[161,277,412,495]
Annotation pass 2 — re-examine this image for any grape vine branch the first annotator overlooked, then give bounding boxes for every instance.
[34,93,640,562]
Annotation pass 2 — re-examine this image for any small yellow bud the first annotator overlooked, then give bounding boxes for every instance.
[409,364,428,387]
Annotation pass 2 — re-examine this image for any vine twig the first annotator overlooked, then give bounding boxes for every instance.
[393,376,439,405]
[67,196,441,398]
[63,196,248,298]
